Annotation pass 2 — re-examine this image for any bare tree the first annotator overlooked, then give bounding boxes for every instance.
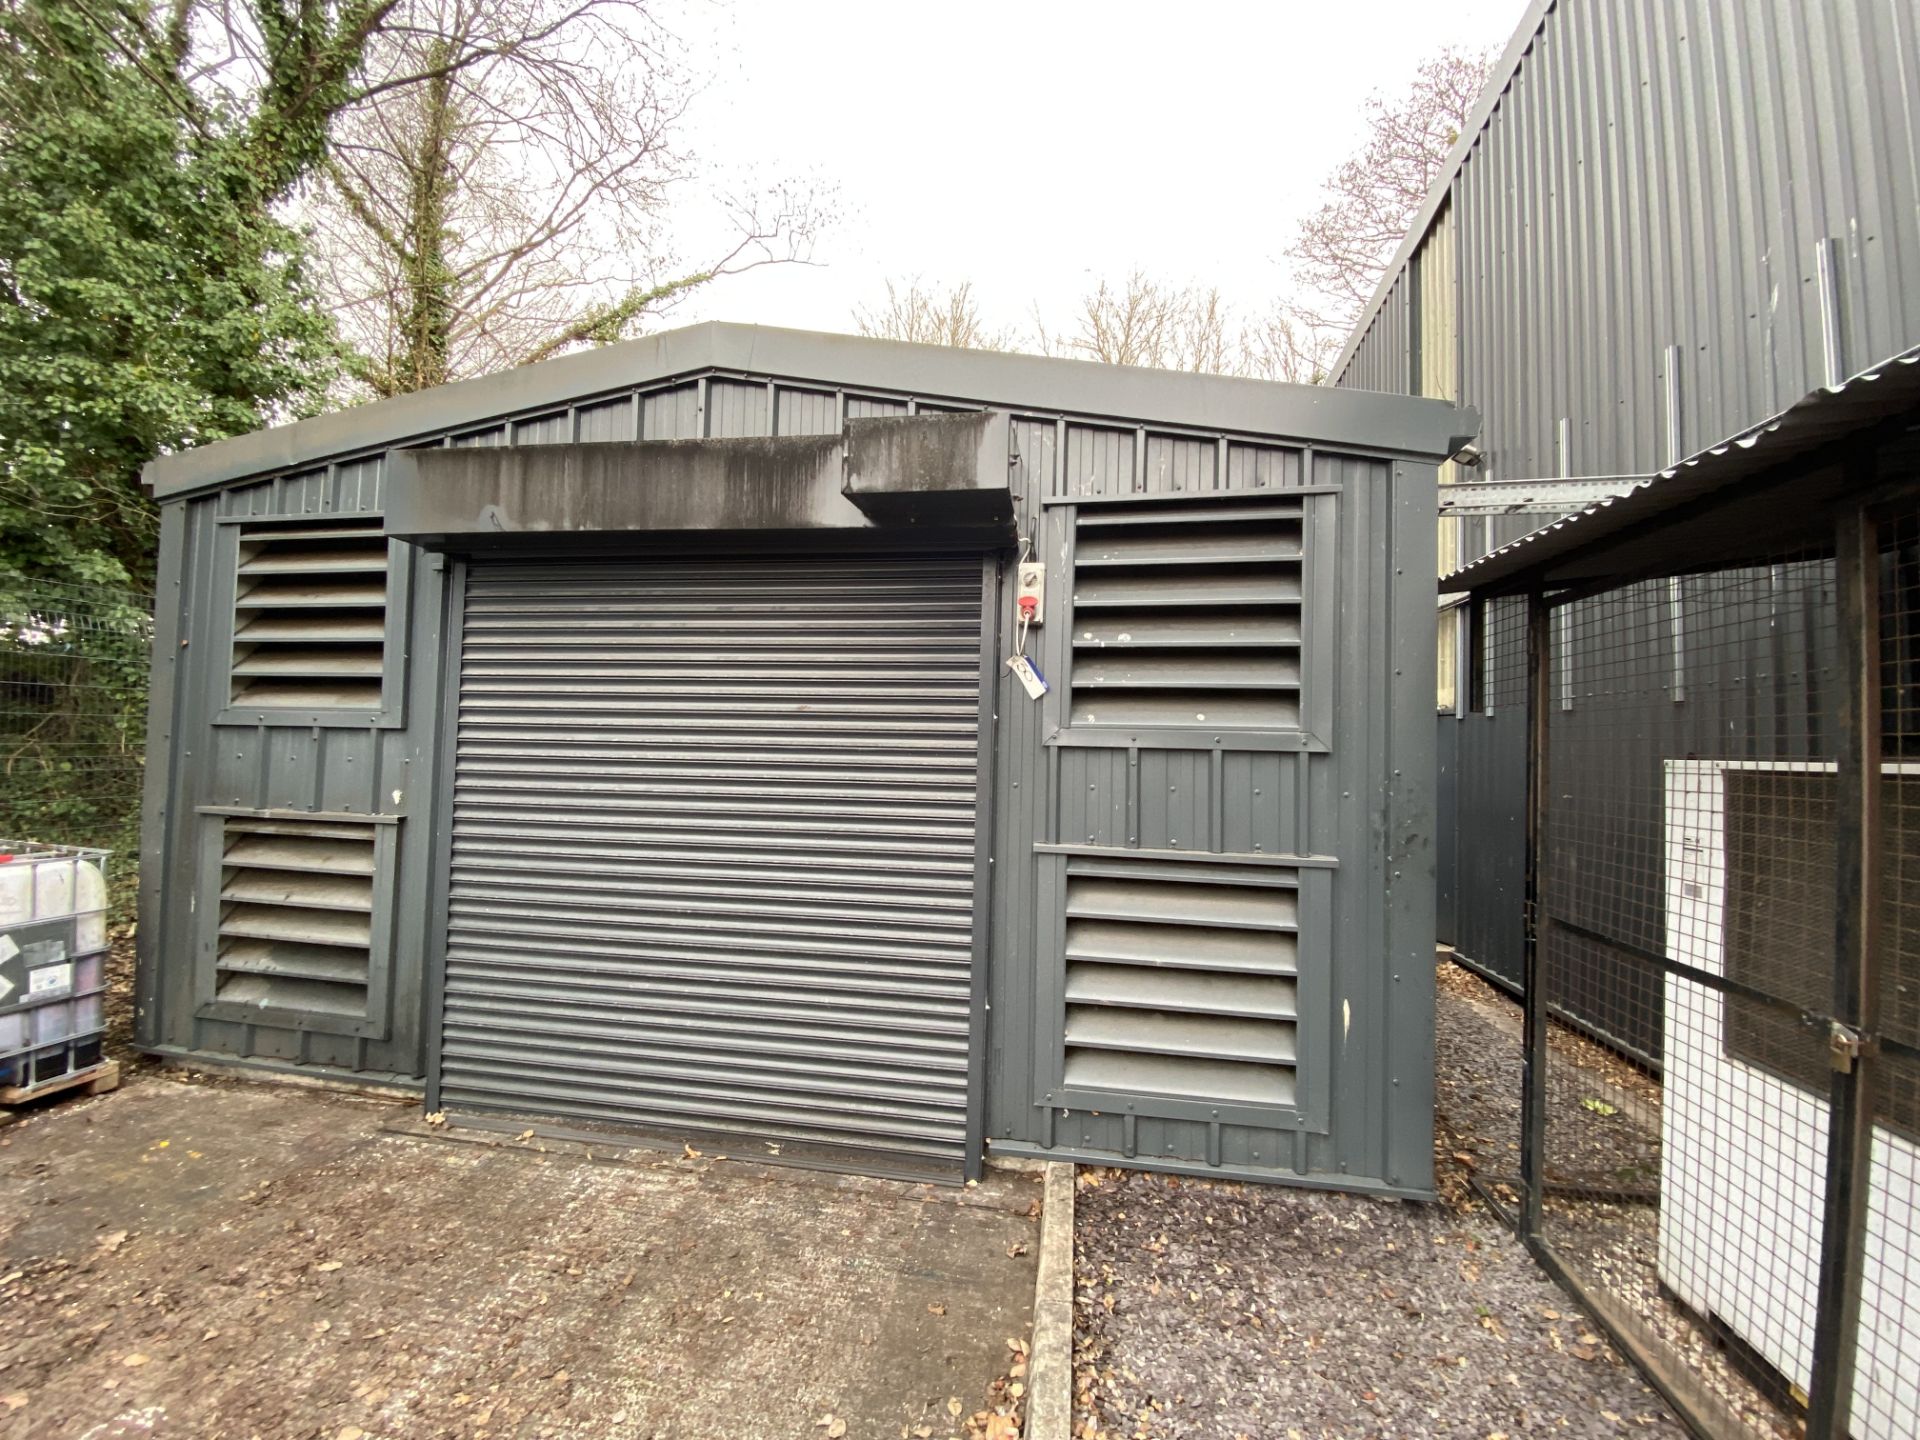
[1238,304,1345,384]
[1035,272,1337,381]
[853,279,1010,350]
[1286,46,1494,329]
[299,0,826,396]
[852,271,1340,382]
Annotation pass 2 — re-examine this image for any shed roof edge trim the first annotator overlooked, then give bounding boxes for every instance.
[143,321,1470,501]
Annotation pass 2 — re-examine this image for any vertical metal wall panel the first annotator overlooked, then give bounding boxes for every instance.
[707,379,768,438]
[512,413,571,445]
[1341,274,1413,395]
[575,397,634,442]
[640,384,700,440]
[1335,0,1920,1045]
[775,386,838,435]
[436,555,984,1172]
[1341,0,1920,507]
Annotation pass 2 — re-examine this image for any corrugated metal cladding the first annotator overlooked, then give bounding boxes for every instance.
[1336,0,1920,1023]
[136,325,1450,1195]
[438,557,984,1174]
[1342,0,1920,500]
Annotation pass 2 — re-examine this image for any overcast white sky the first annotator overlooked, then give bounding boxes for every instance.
[658,0,1529,341]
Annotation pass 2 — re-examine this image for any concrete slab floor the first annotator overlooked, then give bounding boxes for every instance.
[0,1076,1041,1440]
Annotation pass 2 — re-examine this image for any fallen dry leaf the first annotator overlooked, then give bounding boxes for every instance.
[927,1302,947,1316]
[985,1413,1018,1440]
[96,1230,129,1253]
[682,1142,702,1160]
[121,1354,150,1369]
[948,1397,965,1418]
[337,1427,366,1440]
[315,1261,344,1273]
[1,1394,26,1412]
[814,1416,847,1438]
[1005,1242,1029,1258]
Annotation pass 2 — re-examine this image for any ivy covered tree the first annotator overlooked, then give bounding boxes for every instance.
[0,1,343,589]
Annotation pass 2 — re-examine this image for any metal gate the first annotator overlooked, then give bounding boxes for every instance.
[435,554,988,1175]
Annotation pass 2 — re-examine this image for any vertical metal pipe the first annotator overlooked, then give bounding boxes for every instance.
[1805,497,1881,1439]
[1816,238,1848,389]
[1662,351,1688,703]
[1518,584,1552,1239]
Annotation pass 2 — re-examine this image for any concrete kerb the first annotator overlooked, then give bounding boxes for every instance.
[1027,1161,1075,1440]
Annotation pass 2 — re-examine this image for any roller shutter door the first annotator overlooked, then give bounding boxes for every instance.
[436,555,985,1175]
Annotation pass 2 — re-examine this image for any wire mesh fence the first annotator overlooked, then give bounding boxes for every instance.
[1456,486,1919,1440]
[0,575,152,865]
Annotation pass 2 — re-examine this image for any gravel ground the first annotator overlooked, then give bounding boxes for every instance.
[1071,1166,1679,1440]
[1433,959,1662,1207]
[1068,958,1819,1440]
[1436,962,1797,1437]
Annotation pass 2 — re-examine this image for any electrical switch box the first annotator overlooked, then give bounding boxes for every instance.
[1016,562,1045,624]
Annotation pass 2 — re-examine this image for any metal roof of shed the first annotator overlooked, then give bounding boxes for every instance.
[142,321,1474,501]
[1442,346,1920,595]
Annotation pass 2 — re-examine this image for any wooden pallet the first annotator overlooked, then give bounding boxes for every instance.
[0,1058,119,1107]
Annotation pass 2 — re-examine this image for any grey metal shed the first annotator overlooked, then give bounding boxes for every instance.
[137,322,1469,1193]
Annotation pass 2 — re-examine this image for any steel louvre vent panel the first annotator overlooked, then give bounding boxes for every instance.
[1058,863,1301,1116]
[214,817,376,1018]
[439,554,984,1173]
[1067,496,1308,733]
[228,520,390,708]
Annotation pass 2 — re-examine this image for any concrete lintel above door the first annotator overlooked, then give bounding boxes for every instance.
[383,411,1015,548]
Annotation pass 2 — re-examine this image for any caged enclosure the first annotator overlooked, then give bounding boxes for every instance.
[1446,351,1920,1440]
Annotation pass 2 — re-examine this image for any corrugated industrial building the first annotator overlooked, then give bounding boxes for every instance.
[1333,0,1920,1059]
[136,323,1468,1193]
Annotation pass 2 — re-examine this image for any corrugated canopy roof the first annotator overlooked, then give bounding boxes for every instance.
[1441,346,1920,596]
